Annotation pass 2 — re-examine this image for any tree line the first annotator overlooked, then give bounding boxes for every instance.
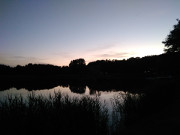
[0,52,180,78]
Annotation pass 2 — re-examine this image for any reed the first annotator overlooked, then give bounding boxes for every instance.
[0,92,109,135]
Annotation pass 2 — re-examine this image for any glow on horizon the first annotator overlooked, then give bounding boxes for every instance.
[47,43,164,66]
[0,42,167,67]
[0,0,179,67]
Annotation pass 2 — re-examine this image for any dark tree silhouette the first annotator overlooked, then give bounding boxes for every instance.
[69,58,86,67]
[163,19,180,53]
[0,64,12,74]
[69,58,86,73]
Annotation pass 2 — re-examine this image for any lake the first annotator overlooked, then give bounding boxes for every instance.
[0,84,136,127]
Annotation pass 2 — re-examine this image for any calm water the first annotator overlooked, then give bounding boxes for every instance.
[0,85,130,125]
[0,85,127,111]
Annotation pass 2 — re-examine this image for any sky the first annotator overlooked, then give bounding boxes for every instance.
[0,0,180,66]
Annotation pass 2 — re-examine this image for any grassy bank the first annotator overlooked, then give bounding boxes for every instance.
[111,80,180,135]
[0,92,109,135]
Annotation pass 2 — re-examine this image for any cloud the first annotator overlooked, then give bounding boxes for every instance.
[0,54,48,66]
[10,55,47,61]
[12,56,27,59]
[96,52,129,59]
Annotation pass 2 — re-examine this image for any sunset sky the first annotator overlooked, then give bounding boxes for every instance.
[0,0,180,66]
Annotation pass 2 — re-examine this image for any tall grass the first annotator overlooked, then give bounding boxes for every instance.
[111,82,179,135]
[0,92,109,135]
[111,92,144,134]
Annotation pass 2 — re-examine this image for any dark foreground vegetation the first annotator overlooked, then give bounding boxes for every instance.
[0,92,109,135]
[111,78,180,135]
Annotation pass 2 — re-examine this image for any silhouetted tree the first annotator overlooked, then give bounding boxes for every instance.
[69,58,86,73]
[163,19,180,53]
[69,58,86,67]
[0,64,12,74]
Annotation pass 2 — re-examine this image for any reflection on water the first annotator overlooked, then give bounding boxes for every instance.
[0,85,124,109]
[0,85,129,125]
[0,85,127,101]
